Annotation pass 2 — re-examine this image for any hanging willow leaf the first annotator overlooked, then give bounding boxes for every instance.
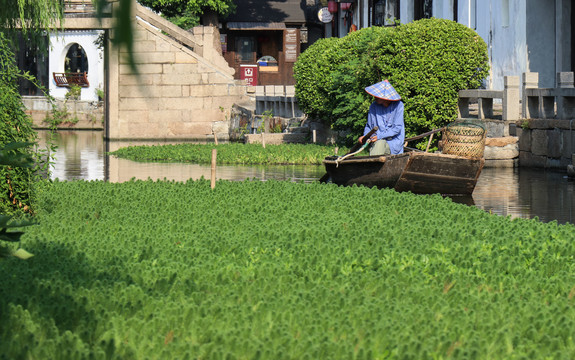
[0,229,25,243]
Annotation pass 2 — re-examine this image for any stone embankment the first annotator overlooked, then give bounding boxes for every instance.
[459,72,575,172]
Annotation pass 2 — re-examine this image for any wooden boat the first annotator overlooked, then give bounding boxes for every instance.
[321,151,485,195]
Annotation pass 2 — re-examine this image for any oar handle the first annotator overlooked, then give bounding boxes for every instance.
[404,127,445,143]
[346,126,378,155]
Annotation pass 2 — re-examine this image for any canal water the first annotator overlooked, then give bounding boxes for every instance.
[37,130,575,225]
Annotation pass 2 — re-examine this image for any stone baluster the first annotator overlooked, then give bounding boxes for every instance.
[522,72,539,119]
[502,76,520,121]
[557,72,575,120]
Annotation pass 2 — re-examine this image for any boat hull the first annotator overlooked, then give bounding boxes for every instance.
[322,152,484,195]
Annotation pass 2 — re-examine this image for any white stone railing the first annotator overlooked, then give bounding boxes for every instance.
[523,72,575,119]
[458,76,520,121]
[135,3,203,56]
[458,72,575,121]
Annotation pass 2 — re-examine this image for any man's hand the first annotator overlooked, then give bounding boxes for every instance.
[359,134,378,144]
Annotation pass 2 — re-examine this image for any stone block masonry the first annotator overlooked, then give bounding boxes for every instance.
[517,72,575,170]
[106,2,249,141]
[517,120,575,169]
[24,97,105,130]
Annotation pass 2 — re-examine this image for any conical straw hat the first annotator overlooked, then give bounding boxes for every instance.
[365,80,401,101]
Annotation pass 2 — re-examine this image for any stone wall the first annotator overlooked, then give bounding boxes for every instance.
[106,2,250,141]
[516,72,575,169]
[24,97,105,130]
[517,119,575,169]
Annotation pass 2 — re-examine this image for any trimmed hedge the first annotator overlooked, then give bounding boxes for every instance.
[294,19,489,146]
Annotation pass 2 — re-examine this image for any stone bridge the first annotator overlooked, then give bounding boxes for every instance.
[27,0,250,142]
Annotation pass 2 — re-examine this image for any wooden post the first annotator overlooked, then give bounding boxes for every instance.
[313,130,317,143]
[214,132,218,146]
[211,148,217,189]
[261,132,266,148]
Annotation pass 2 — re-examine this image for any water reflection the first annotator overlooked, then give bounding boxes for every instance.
[472,167,575,224]
[38,130,104,181]
[37,130,575,225]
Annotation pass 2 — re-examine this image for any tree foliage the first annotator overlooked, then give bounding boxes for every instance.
[0,0,63,34]
[137,0,236,29]
[293,19,490,146]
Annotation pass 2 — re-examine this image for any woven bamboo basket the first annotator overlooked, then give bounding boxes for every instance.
[442,122,486,158]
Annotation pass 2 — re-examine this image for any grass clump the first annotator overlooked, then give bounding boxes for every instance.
[2,179,575,359]
[109,143,345,165]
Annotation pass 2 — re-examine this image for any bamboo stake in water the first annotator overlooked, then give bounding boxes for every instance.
[313,129,316,143]
[211,148,217,189]
[261,132,266,148]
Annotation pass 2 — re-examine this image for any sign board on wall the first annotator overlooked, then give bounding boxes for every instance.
[284,29,299,63]
[240,64,258,86]
[318,7,333,23]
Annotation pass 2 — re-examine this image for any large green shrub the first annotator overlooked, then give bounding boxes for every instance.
[294,19,489,145]
[292,36,340,121]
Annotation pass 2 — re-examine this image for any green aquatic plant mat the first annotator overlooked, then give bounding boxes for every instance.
[109,143,345,165]
[2,179,575,359]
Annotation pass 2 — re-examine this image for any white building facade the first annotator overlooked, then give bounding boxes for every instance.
[49,30,105,102]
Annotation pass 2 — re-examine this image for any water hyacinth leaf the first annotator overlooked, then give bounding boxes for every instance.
[2,179,575,358]
[12,248,34,259]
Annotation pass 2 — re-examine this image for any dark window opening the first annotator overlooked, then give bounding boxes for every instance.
[65,43,89,74]
[414,0,433,20]
[236,37,255,63]
[15,33,49,96]
[453,0,458,22]
[374,0,400,26]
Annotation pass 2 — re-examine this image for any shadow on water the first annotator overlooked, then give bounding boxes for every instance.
[37,130,575,225]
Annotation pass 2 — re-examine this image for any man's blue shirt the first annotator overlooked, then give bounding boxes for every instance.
[363,100,405,155]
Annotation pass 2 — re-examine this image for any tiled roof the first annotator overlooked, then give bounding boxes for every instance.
[226,22,287,30]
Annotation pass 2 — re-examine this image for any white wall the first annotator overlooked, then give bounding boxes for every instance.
[49,30,105,102]
[487,0,528,90]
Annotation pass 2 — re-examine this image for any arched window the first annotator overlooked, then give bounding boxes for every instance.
[53,42,90,87]
[65,43,88,74]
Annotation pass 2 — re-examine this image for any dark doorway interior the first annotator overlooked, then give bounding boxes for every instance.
[15,34,49,96]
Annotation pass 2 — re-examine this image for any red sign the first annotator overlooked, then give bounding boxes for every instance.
[240,65,258,86]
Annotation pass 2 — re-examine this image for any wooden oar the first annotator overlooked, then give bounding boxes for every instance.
[343,126,379,156]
